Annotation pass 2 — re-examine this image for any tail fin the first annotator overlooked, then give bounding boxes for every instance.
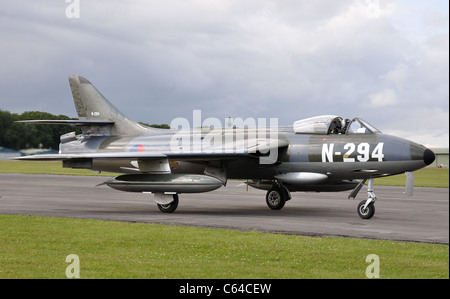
[68,75,148,136]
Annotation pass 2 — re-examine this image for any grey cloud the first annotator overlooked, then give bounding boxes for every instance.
[0,0,448,147]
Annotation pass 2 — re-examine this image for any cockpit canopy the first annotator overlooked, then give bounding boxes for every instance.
[293,115,381,135]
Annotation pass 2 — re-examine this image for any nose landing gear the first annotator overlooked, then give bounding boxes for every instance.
[349,178,377,219]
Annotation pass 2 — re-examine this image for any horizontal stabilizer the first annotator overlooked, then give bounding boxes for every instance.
[16,119,114,126]
[13,152,167,161]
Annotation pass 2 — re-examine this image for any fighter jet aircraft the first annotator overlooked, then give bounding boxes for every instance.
[16,75,435,219]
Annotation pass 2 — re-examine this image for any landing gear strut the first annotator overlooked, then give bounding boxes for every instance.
[352,178,377,219]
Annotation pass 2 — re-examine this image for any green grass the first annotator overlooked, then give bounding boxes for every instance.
[0,160,116,177]
[374,168,449,188]
[1,162,448,279]
[0,215,447,279]
[1,160,449,187]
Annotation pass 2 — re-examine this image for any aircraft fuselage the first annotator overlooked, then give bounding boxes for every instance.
[60,128,432,191]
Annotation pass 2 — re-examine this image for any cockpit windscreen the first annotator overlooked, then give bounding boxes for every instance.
[293,115,381,135]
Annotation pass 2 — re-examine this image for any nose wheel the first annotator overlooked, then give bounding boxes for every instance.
[350,178,377,219]
[357,199,375,219]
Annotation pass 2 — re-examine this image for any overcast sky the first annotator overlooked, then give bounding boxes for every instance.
[1,0,448,147]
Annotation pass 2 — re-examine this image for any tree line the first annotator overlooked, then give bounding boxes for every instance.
[0,110,79,150]
[0,109,170,151]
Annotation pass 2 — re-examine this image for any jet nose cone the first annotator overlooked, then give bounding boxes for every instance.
[423,148,435,166]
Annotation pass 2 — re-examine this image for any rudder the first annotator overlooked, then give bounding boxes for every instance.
[68,75,148,136]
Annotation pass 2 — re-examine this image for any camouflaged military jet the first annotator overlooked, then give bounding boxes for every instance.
[16,75,435,219]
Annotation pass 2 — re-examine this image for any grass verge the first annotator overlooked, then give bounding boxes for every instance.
[374,168,449,188]
[0,215,448,279]
[0,160,116,177]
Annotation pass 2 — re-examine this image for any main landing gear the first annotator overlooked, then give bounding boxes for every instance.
[153,194,179,213]
[349,178,377,219]
[266,183,291,210]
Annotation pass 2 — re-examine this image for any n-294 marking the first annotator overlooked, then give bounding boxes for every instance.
[322,142,384,163]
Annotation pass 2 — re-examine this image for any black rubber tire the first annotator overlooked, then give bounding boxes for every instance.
[266,187,286,210]
[357,200,375,219]
[157,194,179,213]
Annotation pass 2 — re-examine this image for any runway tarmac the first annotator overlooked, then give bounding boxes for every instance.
[0,173,448,244]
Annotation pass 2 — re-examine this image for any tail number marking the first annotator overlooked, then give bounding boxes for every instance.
[322,143,384,162]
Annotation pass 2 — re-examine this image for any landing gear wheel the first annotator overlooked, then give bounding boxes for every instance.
[157,194,179,213]
[266,187,286,210]
[357,200,375,219]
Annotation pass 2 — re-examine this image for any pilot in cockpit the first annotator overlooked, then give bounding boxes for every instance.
[341,118,351,134]
[329,117,342,134]
[329,117,351,134]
